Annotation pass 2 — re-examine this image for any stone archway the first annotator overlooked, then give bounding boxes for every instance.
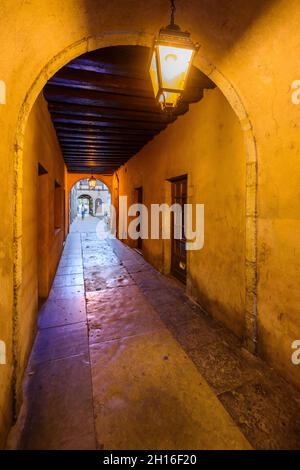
[68,176,112,227]
[12,31,258,414]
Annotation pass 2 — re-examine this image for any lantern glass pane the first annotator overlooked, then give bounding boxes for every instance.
[149,49,159,98]
[158,45,193,91]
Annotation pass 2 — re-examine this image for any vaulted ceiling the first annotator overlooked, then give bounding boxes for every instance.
[44,46,215,174]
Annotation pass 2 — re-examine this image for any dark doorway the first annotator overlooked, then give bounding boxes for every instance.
[171,176,187,284]
[135,187,143,252]
[78,194,93,216]
[95,198,103,216]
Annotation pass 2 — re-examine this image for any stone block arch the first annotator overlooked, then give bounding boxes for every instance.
[12,31,258,414]
[67,173,112,228]
[67,173,112,195]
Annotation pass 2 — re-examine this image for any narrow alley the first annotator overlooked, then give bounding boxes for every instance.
[13,218,300,450]
[2,0,300,455]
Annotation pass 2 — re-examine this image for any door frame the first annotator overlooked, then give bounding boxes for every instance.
[169,175,188,284]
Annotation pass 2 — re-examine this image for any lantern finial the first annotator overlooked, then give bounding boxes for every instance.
[170,0,176,27]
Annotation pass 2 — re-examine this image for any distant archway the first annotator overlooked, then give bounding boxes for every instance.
[78,194,92,216]
[69,177,111,226]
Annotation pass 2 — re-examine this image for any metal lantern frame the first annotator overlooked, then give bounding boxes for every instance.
[149,0,199,112]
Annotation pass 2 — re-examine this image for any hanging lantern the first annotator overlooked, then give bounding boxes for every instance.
[88,176,97,189]
[149,0,198,112]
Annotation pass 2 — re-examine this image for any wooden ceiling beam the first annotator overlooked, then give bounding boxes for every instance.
[65,58,148,80]
[63,151,135,156]
[47,101,173,124]
[44,84,159,112]
[65,164,124,168]
[49,76,203,103]
[51,114,165,130]
[49,68,152,97]
[64,156,138,161]
[60,143,142,149]
[62,150,140,155]
[55,124,157,135]
[68,172,115,175]
[63,153,138,158]
[60,142,147,149]
[62,147,137,152]
[58,135,150,143]
[63,156,135,160]
[65,162,124,166]
[67,162,118,165]
[43,46,207,172]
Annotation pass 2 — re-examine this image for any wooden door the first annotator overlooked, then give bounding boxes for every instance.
[171,176,187,283]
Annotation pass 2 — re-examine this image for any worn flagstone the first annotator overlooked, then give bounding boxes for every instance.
[90,329,251,450]
[38,297,86,329]
[13,217,300,450]
[84,265,133,291]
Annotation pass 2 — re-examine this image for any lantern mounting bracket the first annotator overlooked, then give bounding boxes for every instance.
[169,0,179,30]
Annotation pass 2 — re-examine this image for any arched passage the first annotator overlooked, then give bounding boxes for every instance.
[12,32,258,420]
[69,178,111,226]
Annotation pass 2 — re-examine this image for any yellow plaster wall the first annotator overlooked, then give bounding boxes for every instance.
[17,92,66,418]
[113,88,246,337]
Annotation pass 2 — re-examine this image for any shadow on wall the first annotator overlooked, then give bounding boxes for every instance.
[179,0,277,53]
[81,0,277,57]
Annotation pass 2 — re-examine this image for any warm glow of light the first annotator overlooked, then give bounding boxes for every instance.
[149,51,159,98]
[158,45,193,91]
[88,176,97,189]
[149,26,196,111]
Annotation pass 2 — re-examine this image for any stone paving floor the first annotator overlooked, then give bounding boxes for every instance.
[12,217,300,450]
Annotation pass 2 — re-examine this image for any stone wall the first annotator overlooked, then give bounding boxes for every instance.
[18,92,66,422]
